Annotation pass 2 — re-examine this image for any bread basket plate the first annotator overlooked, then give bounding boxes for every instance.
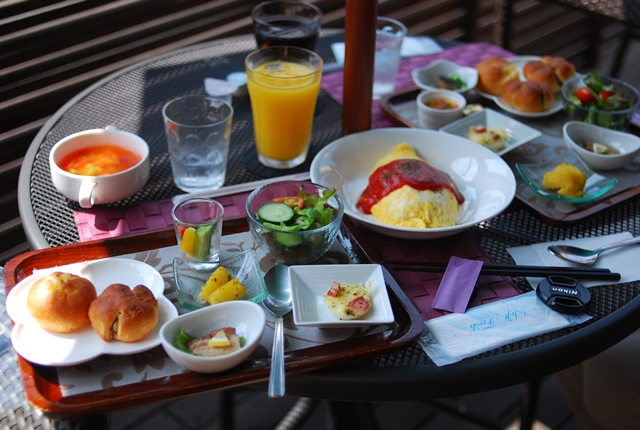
[290,264,394,328]
[6,258,178,366]
[476,55,563,118]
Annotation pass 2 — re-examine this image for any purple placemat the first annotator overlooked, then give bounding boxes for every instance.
[74,193,249,241]
[73,42,514,243]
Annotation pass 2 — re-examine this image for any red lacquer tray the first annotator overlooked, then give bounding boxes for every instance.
[2,218,424,420]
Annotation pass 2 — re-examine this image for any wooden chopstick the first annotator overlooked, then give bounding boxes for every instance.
[382,260,621,281]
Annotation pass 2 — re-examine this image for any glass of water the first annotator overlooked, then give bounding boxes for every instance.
[162,96,233,193]
[373,17,407,100]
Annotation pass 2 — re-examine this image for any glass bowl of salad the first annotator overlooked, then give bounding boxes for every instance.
[561,73,640,130]
[245,181,344,265]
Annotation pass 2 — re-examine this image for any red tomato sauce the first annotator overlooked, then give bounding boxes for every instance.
[356,159,465,214]
[426,98,458,109]
[59,145,141,176]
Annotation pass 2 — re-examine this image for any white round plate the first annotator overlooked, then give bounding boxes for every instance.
[6,258,177,366]
[309,128,516,239]
[476,56,563,118]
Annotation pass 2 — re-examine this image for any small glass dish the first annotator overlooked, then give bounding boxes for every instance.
[516,152,619,204]
[173,249,268,311]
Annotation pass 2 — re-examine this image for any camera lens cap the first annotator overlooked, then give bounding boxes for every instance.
[536,275,591,314]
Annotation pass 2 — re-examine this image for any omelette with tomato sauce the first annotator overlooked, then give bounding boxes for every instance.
[356,143,464,228]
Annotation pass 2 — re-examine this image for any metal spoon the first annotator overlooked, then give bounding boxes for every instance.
[262,264,292,398]
[548,236,640,265]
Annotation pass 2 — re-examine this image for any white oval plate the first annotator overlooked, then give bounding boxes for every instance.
[476,56,563,118]
[309,128,516,240]
[6,258,177,366]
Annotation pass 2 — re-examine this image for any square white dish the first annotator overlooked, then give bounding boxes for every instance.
[289,264,394,328]
[439,108,542,156]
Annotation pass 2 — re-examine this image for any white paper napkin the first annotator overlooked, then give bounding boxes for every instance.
[507,232,640,288]
[330,36,443,65]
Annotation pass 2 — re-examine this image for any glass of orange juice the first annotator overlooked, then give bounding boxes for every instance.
[245,46,323,169]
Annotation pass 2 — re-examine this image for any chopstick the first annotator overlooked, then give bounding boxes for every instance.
[382,260,621,281]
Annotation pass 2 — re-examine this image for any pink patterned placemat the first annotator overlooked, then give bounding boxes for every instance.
[74,193,249,241]
[73,42,514,243]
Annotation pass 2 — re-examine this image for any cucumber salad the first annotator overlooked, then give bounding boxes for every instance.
[256,188,337,248]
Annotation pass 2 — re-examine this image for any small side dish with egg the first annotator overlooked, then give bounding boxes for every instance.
[426,98,459,110]
[323,281,372,320]
[542,163,586,198]
[356,143,464,228]
[468,125,508,152]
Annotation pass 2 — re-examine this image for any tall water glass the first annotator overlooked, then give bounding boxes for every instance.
[251,0,322,51]
[245,46,323,169]
[162,96,233,193]
[373,17,407,99]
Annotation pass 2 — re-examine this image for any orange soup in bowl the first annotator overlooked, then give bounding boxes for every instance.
[59,144,142,176]
[426,98,459,110]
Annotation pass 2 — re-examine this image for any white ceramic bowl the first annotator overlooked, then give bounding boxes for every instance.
[160,300,265,373]
[563,121,640,171]
[49,126,150,208]
[417,90,467,129]
[411,60,478,96]
[309,128,516,239]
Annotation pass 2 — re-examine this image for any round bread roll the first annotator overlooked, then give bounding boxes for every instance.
[502,81,554,112]
[523,60,560,93]
[540,55,576,84]
[27,272,97,333]
[89,283,159,343]
[475,56,521,96]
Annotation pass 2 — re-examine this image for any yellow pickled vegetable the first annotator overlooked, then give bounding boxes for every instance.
[198,266,230,301]
[180,227,196,256]
[542,163,586,198]
[207,278,247,305]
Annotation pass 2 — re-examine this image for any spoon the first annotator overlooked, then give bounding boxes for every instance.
[548,236,640,265]
[262,264,292,398]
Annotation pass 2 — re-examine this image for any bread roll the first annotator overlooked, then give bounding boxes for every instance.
[523,60,560,93]
[502,81,554,112]
[27,272,97,333]
[475,56,521,96]
[89,283,159,343]
[540,56,576,84]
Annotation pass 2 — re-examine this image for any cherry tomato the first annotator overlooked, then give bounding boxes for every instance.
[599,90,613,102]
[576,86,597,104]
[272,196,305,210]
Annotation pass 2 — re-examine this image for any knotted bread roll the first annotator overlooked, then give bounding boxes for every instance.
[502,81,554,112]
[475,56,521,96]
[89,283,159,342]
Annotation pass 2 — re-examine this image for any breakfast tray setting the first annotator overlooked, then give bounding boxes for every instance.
[2,220,425,419]
[379,86,640,224]
[5,209,640,416]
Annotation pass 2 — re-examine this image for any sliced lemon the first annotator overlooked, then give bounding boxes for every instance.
[208,330,230,347]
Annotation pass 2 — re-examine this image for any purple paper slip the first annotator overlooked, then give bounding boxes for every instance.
[432,257,484,313]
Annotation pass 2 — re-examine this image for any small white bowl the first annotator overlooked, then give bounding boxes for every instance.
[417,90,467,129]
[563,121,640,171]
[411,60,478,95]
[160,300,265,373]
[49,126,150,208]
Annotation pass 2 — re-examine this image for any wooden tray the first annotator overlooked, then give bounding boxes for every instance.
[379,86,640,224]
[2,218,423,420]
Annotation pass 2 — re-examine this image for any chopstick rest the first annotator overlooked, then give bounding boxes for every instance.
[432,257,483,313]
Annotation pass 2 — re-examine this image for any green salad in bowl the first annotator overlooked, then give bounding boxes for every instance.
[561,73,640,130]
